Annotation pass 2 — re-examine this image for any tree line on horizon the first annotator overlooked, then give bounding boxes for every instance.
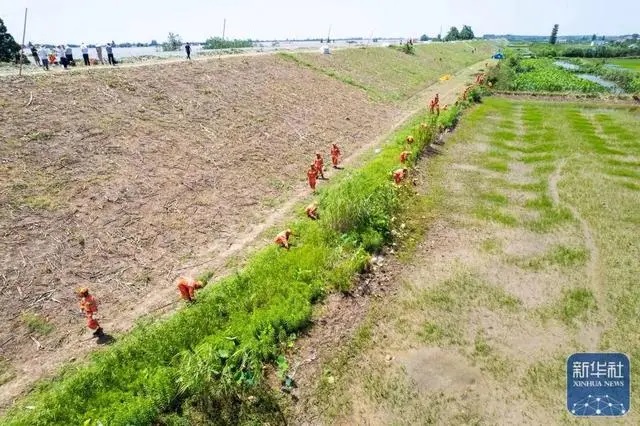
[419,25,475,43]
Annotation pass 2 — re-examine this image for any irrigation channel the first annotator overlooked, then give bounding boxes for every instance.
[554,60,624,93]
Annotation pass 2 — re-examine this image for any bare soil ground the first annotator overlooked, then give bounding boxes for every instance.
[0,51,488,408]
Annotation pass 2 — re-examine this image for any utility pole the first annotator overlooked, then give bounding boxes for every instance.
[19,8,28,76]
[327,25,332,44]
[222,18,226,40]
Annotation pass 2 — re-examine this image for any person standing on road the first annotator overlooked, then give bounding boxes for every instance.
[58,45,68,69]
[37,45,49,70]
[81,43,90,65]
[29,43,41,66]
[95,44,104,64]
[106,43,116,65]
[185,42,191,60]
[65,45,75,66]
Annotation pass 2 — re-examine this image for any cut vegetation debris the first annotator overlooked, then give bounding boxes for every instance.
[297,97,640,424]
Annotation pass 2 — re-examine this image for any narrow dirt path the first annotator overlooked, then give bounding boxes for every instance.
[0,60,488,409]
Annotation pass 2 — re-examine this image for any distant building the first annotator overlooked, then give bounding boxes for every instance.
[590,40,606,46]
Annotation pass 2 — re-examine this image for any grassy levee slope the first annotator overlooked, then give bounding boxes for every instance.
[2,75,483,423]
[281,41,494,101]
[307,97,640,423]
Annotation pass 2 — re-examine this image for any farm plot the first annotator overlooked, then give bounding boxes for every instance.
[0,54,396,407]
[511,58,607,92]
[296,98,640,424]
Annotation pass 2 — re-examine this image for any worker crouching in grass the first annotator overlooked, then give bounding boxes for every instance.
[274,229,293,249]
[177,277,205,303]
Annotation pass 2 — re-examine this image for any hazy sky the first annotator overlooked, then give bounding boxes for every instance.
[1,0,638,45]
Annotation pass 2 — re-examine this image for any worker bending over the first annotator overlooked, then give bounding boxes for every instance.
[177,277,204,302]
[307,164,317,192]
[400,151,411,164]
[275,229,293,249]
[330,143,341,168]
[305,202,318,220]
[77,287,104,337]
[393,168,408,185]
[406,135,414,144]
[314,152,325,179]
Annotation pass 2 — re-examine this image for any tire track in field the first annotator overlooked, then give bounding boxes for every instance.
[548,160,609,331]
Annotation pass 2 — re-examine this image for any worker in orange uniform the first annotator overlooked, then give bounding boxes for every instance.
[307,163,317,192]
[392,168,408,185]
[314,152,325,179]
[330,143,341,168]
[77,287,104,337]
[400,151,411,164]
[177,277,204,302]
[429,99,440,115]
[275,229,293,249]
[305,202,318,220]
[406,135,414,144]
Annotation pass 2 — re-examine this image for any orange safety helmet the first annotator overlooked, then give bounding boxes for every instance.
[76,287,89,296]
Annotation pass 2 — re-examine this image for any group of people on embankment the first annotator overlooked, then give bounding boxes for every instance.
[27,41,117,71]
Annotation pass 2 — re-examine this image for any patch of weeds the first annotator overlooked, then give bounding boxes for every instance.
[619,181,640,191]
[419,321,464,345]
[510,245,588,271]
[314,320,375,419]
[417,271,522,313]
[525,195,553,210]
[21,312,54,335]
[21,195,56,211]
[480,238,502,254]
[268,179,292,191]
[0,358,15,386]
[471,334,514,380]
[492,130,517,141]
[473,334,492,357]
[521,356,565,405]
[524,205,573,233]
[545,245,588,267]
[603,167,640,180]
[21,130,54,143]
[539,288,597,327]
[473,204,518,226]
[507,180,547,193]
[480,192,508,205]
[483,159,509,173]
[532,163,556,176]
[362,368,418,407]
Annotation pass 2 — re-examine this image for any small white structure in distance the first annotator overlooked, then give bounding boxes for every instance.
[320,45,331,54]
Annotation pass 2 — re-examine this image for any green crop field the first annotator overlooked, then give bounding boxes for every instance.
[306,97,640,423]
[586,58,640,72]
[281,41,494,101]
[511,59,607,92]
